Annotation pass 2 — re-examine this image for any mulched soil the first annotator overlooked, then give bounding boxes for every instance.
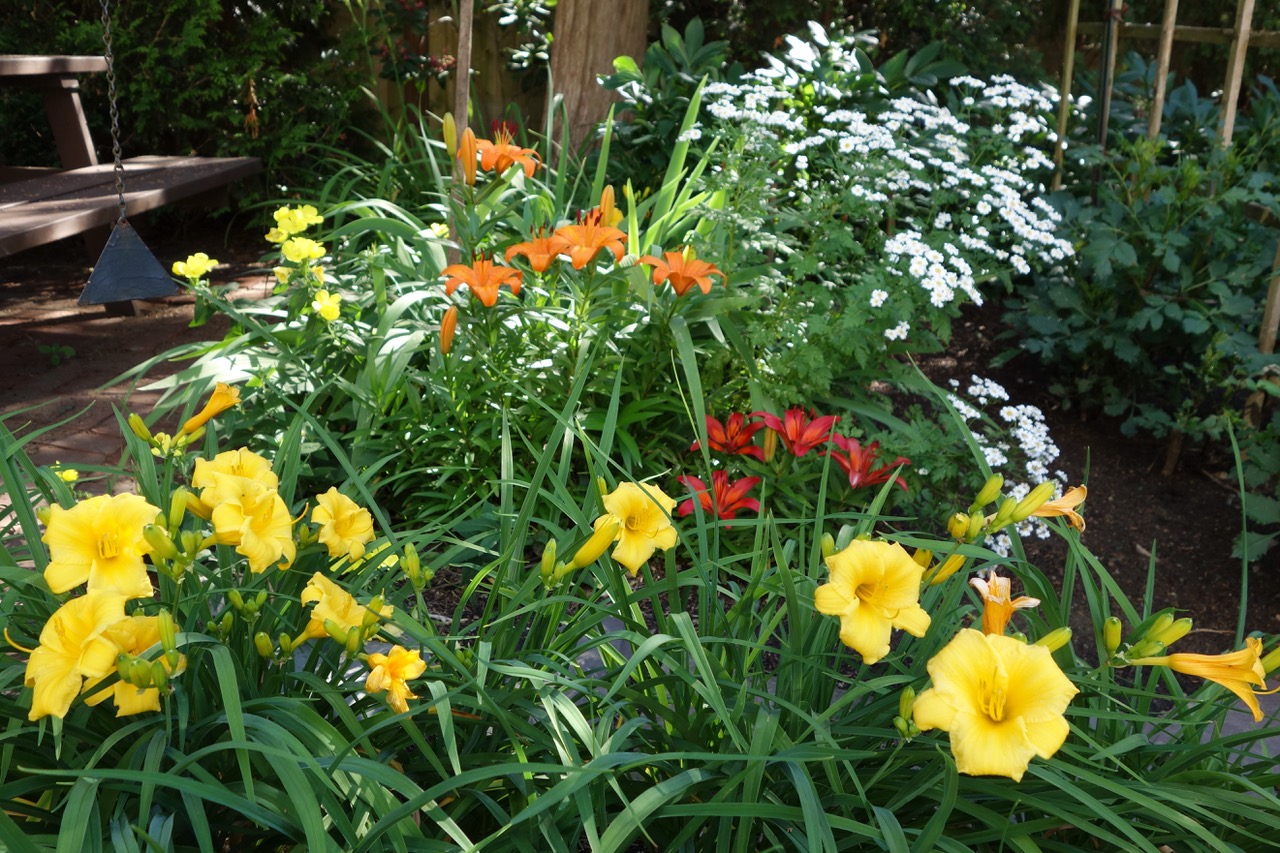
[2,212,1274,652]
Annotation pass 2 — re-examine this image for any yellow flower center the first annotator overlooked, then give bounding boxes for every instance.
[624,514,641,532]
[979,672,1007,722]
[97,529,122,560]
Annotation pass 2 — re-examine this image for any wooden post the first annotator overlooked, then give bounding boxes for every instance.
[1219,0,1255,147]
[1258,241,1280,356]
[1147,0,1180,140]
[1052,0,1082,190]
[453,0,474,130]
[1097,0,1126,150]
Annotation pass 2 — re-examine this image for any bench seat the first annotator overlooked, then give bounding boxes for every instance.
[0,155,261,258]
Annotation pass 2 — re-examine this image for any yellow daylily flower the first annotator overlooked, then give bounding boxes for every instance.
[83,615,186,717]
[299,572,392,640]
[180,382,240,436]
[1030,485,1087,532]
[312,290,342,322]
[593,482,679,576]
[24,591,128,721]
[969,570,1039,636]
[365,645,427,714]
[171,252,219,280]
[312,488,375,560]
[192,447,279,512]
[209,480,296,572]
[1129,637,1277,722]
[42,493,159,599]
[914,628,1078,781]
[814,539,931,664]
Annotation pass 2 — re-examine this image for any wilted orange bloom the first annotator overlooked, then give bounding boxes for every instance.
[1031,485,1087,532]
[635,247,725,296]
[441,256,523,307]
[505,230,570,273]
[969,571,1039,636]
[477,128,540,177]
[553,217,626,270]
[1129,637,1278,722]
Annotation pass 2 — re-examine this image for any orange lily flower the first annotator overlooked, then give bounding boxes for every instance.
[553,217,626,270]
[969,570,1039,636]
[1129,637,1278,722]
[441,256,523,307]
[1031,485,1087,532]
[635,247,726,296]
[505,230,570,273]
[476,128,540,177]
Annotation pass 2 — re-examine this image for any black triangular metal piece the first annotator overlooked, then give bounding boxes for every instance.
[79,219,179,306]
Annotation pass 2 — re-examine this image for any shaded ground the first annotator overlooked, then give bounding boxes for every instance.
[2,218,1274,653]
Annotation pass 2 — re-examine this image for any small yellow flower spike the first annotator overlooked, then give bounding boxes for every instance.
[180,382,240,437]
[312,290,342,322]
[171,252,219,280]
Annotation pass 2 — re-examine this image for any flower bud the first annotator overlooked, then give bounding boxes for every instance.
[971,474,1004,511]
[1143,612,1174,644]
[184,491,212,521]
[36,506,51,526]
[346,626,363,656]
[762,429,778,463]
[227,589,245,612]
[570,520,620,570]
[158,609,177,655]
[403,544,421,581]
[128,412,153,442]
[442,112,458,157]
[1148,617,1192,649]
[168,487,190,531]
[324,619,348,645]
[129,659,153,688]
[1127,639,1164,660]
[219,610,234,637]
[892,715,911,740]
[1010,630,1028,644]
[143,524,180,560]
[947,513,971,541]
[898,686,916,720]
[254,632,274,659]
[1034,627,1072,653]
[540,539,559,582]
[278,633,295,656]
[926,553,966,586]
[1262,643,1280,675]
[820,533,836,559]
[439,305,458,355]
[458,127,478,186]
[116,653,133,682]
[255,590,268,610]
[987,497,1018,530]
[363,596,386,630]
[150,660,169,692]
[1010,482,1057,522]
[181,530,206,557]
[1103,616,1123,656]
[911,548,932,569]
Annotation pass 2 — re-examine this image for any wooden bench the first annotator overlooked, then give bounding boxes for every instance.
[0,55,261,261]
[0,155,262,258]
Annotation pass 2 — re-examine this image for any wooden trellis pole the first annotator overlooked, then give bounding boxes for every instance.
[1147,0,1179,140]
[1219,0,1256,147]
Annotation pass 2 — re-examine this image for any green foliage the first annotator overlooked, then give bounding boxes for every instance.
[0,1,370,196]
[1007,59,1280,443]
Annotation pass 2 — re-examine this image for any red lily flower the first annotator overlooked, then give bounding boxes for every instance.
[691,413,767,461]
[753,408,840,457]
[677,472,761,521]
[823,434,911,491]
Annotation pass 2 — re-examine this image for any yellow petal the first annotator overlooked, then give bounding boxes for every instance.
[947,712,1037,781]
[912,687,957,732]
[814,582,856,616]
[837,602,894,664]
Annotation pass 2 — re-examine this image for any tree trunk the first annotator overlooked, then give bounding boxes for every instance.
[549,0,649,150]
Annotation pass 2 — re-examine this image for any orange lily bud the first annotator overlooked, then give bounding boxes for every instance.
[458,128,478,186]
[440,305,458,355]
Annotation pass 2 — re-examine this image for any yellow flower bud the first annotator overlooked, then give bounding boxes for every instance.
[971,473,1004,511]
[1148,617,1192,649]
[911,548,932,569]
[1010,482,1057,522]
[987,497,1018,530]
[254,632,274,659]
[346,627,363,656]
[540,539,559,582]
[570,519,621,570]
[227,589,245,612]
[820,533,836,559]
[1127,639,1164,660]
[219,610,234,636]
[925,553,966,586]
[442,112,458,157]
[158,609,177,655]
[129,659,153,688]
[947,513,971,541]
[116,653,133,682]
[255,590,268,610]
[892,716,911,740]
[278,633,295,656]
[1261,643,1280,675]
[127,412,153,442]
[762,428,778,463]
[1034,627,1072,653]
[1103,616,1123,656]
[168,487,189,531]
[143,524,180,560]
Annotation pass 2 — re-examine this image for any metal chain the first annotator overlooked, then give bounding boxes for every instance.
[98,0,127,221]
